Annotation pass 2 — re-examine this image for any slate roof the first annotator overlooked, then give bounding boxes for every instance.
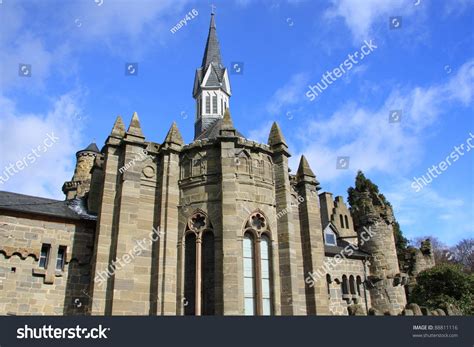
[82,142,100,153]
[0,191,96,221]
[324,238,371,260]
[201,13,222,70]
[194,118,245,141]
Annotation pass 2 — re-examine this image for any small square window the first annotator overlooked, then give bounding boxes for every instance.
[56,246,67,271]
[39,244,51,269]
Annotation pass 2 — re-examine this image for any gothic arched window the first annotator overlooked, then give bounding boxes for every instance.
[183,211,214,316]
[243,232,256,315]
[242,211,273,315]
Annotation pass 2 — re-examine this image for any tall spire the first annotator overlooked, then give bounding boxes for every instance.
[193,11,231,140]
[201,12,222,69]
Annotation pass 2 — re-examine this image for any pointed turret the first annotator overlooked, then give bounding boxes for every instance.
[296,155,320,190]
[127,112,144,138]
[219,108,236,137]
[297,155,315,178]
[110,115,126,138]
[164,122,184,146]
[268,122,288,148]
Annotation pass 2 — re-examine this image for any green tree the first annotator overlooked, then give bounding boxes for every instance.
[411,263,474,315]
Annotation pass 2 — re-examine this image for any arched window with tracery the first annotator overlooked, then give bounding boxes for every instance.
[183,211,214,316]
[242,211,273,315]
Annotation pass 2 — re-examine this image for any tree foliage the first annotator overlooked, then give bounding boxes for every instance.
[411,263,474,315]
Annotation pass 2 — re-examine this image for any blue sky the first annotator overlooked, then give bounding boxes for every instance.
[0,0,472,246]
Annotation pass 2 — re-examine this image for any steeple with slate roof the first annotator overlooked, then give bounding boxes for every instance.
[193,12,232,140]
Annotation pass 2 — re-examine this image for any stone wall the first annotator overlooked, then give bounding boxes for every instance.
[0,213,95,315]
[324,256,371,315]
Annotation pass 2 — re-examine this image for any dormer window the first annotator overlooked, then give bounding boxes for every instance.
[324,225,338,246]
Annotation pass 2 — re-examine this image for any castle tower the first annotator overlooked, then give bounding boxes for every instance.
[62,142,101,199]
[193,11,231,139]
[348,173,407,314]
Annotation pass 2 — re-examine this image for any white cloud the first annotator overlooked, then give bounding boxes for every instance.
[384,177,468,245]
[266,72,309,115]
[247,120,273,144]
[324,0,414,41]
[294,58,474,182]
[0,92,86,199]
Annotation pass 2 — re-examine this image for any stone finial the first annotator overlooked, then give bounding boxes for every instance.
[267,121,287,147]
[111,115,126,137]
[297,155,315,178]
[221,108,234,130]
[164,122,184,146]
[127,112,144,137]
[219,108,236,137]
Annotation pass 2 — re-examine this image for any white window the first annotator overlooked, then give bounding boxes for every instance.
[212,95,218,114]
[39,244,50,269]
[324,227,337,246]
[243,233,256,315]
[56,246,66,271]
[205,95,210,114]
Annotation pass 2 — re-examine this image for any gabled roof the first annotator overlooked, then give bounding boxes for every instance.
[0,191,96,221]
[322,222,371,259]
[194,118,245,141]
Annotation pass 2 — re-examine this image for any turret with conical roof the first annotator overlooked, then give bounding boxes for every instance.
[193,12,232,140]
[62,141,101,200]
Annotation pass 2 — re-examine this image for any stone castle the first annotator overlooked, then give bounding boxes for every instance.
[0,13,435,316]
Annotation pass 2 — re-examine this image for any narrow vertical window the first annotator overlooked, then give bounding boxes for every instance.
[344,215,349,229]
[205,95,210,114]
[184,233,196,315]
[212,95,218,114]
[326,274,331,297]
[260,235,272,315]
[341,275,349,295]
[243,233,256,315]
[56,246,66,271]
[356,276,362,296]
[349,275,356,295]
[201,231,215,315]
[39,244,50,269]
[221,99,223,114]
